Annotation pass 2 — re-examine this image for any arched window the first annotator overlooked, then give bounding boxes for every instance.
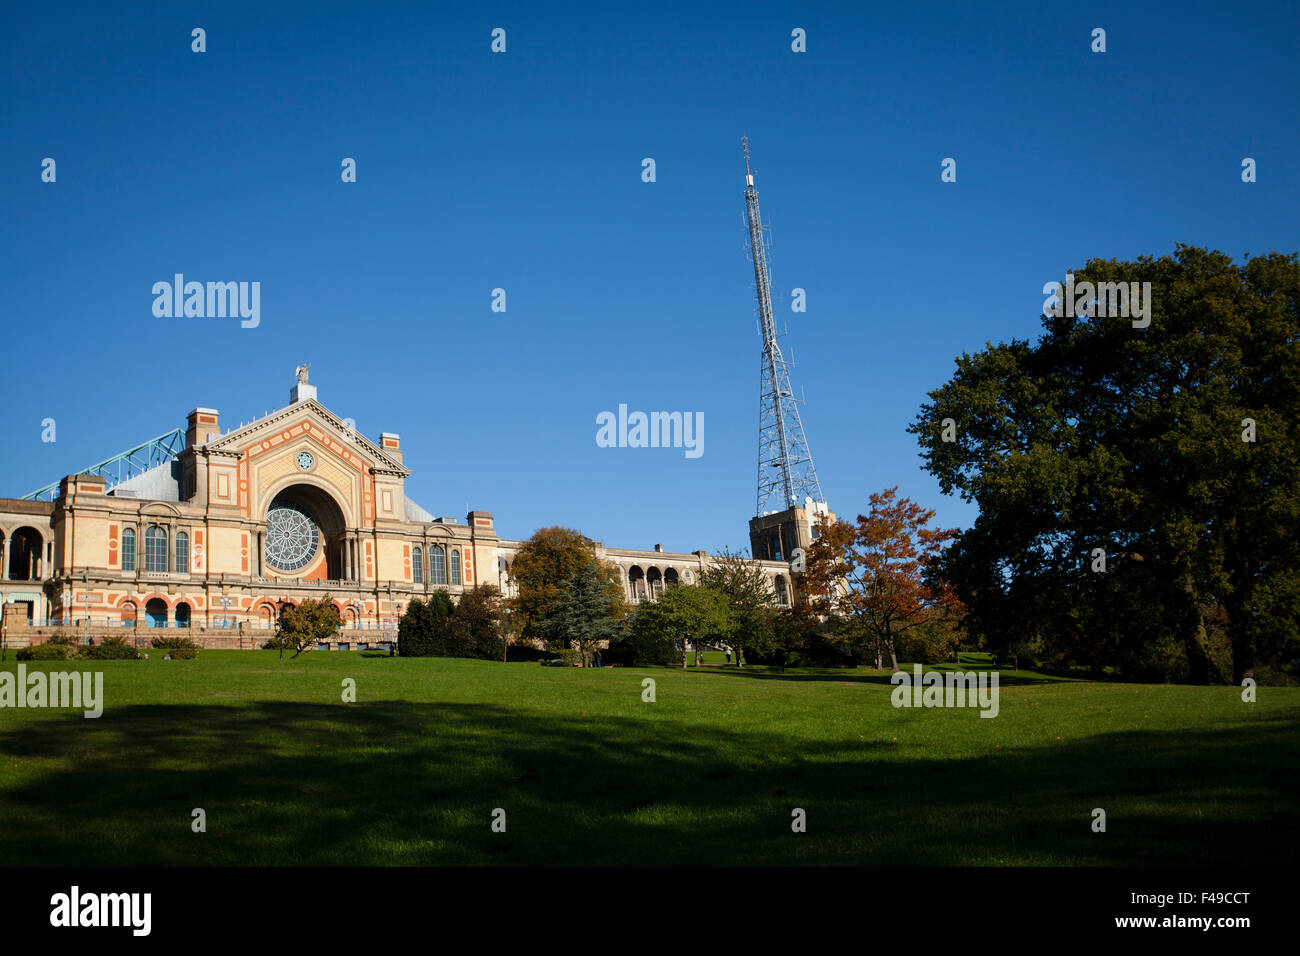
[430,545,446,585]
[121,528,136,572]
[175,531,189,573]
[145,526,168,572]
[412,546,423,584]
[451,549,462,585]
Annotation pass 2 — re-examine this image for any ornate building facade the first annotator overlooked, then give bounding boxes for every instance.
[1,375,819,648]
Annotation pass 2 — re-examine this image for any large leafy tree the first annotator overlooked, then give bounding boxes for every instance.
[803,488,958,670]
[699,548,779,666]
[911,245,1300,682]
[535,561,628,666]
[509,527,625,640]
[277,594,343,659]
[630,583,734,668]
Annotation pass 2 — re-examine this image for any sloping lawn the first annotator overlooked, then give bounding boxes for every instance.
[0,651,1294,865]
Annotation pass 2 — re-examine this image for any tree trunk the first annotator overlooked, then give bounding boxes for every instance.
[1181,572,1214,684]
[1223,519,1255,684]
[1226,610,1254,685]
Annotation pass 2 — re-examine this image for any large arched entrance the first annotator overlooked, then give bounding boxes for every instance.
[262,483,347,579]
[145,598,168,628]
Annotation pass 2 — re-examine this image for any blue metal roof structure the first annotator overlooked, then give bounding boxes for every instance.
[20,427,187,501]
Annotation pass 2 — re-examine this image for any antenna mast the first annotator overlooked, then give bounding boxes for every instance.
[743,137,825,514]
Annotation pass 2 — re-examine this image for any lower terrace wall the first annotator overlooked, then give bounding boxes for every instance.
[2,621,395,651]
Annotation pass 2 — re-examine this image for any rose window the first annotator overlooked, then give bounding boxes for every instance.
[264,503,320,572]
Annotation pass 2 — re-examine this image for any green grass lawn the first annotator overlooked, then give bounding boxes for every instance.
[1,651,1295,866]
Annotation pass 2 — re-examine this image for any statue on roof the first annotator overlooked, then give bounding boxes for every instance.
[295,363,311,385]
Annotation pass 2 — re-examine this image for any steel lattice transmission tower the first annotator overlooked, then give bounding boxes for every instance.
[743,138,825,514]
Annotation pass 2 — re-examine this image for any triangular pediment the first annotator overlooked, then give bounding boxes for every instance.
[203,400,409,477]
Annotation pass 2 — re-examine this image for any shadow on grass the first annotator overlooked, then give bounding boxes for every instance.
[674,665,1070,687]
[0,700,1295,866]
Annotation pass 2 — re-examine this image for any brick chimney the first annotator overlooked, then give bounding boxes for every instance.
[186,408,220,447]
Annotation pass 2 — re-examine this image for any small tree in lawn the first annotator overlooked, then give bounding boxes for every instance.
[633,584,734,669]
[803,487,959,671]
[535,561,627,666]
[277,594,343,659]
[700,547,778,667]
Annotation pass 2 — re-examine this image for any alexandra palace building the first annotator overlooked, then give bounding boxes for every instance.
[0,373,825,649]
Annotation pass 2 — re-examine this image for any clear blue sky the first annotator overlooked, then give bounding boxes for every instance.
[3,1,1297,553]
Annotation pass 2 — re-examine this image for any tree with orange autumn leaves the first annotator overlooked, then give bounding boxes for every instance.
[803,487,962,670]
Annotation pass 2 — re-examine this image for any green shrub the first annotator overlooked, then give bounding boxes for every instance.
[17,643,79,661]
[150,635,199,650]
[87,636,139,660]
[749,608,847,667]
[600,643,635,666]
[608,627,676,666]
[46,631,82,647]
[542,648,580,666]
[898,617,960,665]
[151,635,200,659]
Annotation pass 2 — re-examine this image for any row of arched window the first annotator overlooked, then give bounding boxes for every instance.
[411,545,462,586]
[623,565,790,606]
[121,526,188,574]
[117,525,469,585]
